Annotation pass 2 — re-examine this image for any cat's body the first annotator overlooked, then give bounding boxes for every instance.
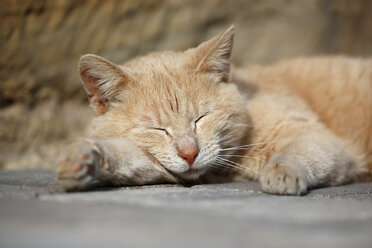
[57,26,372,195]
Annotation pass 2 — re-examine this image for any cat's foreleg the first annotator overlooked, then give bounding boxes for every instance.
[259,133,361,195]
[57,138,177,191]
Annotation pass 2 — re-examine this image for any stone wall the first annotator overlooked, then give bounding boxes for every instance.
[1,0,372,169]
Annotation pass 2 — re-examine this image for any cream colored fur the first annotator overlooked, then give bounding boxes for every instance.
[57,26,372,195]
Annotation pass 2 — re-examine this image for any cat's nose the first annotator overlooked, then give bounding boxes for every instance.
[176,135,199,166]
[178,146,199,166]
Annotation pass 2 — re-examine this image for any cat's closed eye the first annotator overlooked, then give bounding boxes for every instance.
[149,127,171,136]
[194,114,206,124]
[193,114,207,131]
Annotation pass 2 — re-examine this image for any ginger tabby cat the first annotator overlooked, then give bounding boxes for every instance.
[57,26,372,195]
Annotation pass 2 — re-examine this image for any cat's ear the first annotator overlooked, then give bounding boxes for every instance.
[79,54,134,115]
[193,25,235,82]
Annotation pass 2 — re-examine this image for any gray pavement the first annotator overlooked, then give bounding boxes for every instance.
[0,169,372,248]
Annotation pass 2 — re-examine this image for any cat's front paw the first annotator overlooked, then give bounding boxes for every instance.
[259,161,307,195]
[57,139,105,191]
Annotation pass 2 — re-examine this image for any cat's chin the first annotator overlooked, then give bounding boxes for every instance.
[178,168,206,180]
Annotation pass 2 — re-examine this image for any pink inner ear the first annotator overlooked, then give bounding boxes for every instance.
[79,54,133,115]
[87,93,108,115]
[81,70,110,115]
[83,74,100,96]
[194,26,235,83]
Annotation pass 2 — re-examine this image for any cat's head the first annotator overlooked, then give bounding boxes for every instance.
[79,26,249,181]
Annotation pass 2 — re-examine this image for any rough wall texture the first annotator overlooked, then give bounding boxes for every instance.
[1,0,372,169]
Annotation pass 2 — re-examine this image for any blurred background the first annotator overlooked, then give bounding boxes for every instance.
[1,0,372,170]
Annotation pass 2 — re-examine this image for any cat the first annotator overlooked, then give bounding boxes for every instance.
[57,26,372,195]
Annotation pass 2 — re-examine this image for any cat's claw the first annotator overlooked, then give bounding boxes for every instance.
[259,161,307,195]
[57,139,104,191]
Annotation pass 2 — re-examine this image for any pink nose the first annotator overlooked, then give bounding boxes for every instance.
[178,146,199,166]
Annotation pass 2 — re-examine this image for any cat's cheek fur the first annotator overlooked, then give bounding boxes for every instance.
[157,153,190,174]
[124,135,185,174]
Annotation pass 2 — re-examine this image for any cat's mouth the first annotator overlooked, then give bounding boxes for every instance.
[183,168,201,175]
[145,149,207,181]
[178,167,206,180]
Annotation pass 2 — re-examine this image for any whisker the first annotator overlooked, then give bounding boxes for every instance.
[216,157,246,169]
[219,135,242,144]
[217,129,242,141]
[220,141,277,151]
[218,154,264,162]
[213,160,249,173]
[214,160,259,175]
[248,147,270,152]
[233,123,253,128]
[219,147,254,151]
[211,161,235,170]
[216,157,260,175]
[220,147,269,152]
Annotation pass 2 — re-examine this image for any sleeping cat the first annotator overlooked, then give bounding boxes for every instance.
[57,26,372,195]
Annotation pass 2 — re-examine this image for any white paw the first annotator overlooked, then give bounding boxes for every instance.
[57,139,103,191]
[259,161,307,195]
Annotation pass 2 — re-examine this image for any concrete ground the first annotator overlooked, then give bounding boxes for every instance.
[0,169,371,248]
